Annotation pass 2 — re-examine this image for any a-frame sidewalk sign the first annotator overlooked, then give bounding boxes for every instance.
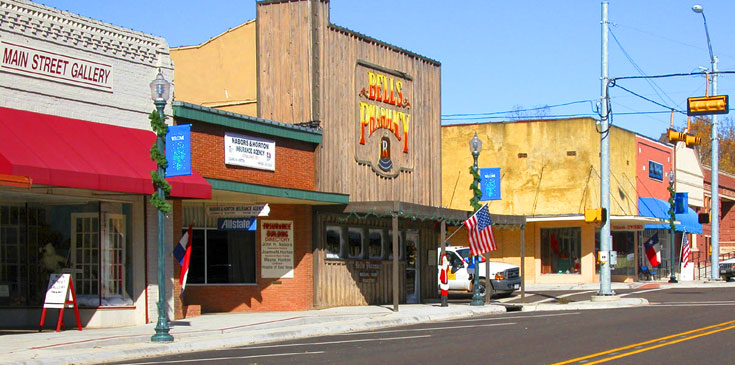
[39,273,82,332]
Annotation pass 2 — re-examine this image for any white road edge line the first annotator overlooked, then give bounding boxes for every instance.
[532,290,596,304]
[340,322,515,335]
[228,334,433,350]
[618,288,665,297]
[450,312,581,323]
[122,351,326,364]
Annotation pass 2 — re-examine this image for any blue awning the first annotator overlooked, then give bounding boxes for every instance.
[638,197,702,234]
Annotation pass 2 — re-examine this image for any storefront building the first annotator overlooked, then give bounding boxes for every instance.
[170,0,463,312]
[0,0,210,328]
[442,118,668,284]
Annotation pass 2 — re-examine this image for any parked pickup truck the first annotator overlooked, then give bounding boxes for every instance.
[439,246,521,297]
[720,257,735,282]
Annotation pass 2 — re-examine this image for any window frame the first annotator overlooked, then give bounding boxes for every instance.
[648,160,664,181]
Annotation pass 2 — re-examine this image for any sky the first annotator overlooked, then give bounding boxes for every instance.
[33,0,735,139]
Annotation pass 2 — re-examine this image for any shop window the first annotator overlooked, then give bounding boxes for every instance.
[386,230,403,260]
[541,227,581,274]
[595,230,636,277]
[347,228,364,259]
[648,161,663,181]
[187,228,256,284]
[325,226,342,259]
[368,229,384,259]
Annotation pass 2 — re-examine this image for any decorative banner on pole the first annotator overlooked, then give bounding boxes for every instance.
[260,220,294,278]
[480,167,501,201]
[675,192,688,214]
[165,124,192,177]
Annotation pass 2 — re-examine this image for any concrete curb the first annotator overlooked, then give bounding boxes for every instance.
[520,298,649,312]
[6,305,506,365]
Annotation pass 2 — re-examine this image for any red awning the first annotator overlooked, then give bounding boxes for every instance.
[0,106,210,199]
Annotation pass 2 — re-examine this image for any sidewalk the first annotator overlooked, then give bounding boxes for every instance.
[5,280,731,365]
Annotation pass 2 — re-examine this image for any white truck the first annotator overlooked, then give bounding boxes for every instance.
[439,246,521,297]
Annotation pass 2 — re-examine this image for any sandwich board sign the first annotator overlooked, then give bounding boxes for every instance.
[40,273,82,331]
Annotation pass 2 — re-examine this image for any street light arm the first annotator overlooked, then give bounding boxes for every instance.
[698,13,715,66]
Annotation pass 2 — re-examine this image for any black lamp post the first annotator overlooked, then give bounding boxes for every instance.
[469,132,484,306]
[150,70,174,342]
[667,170,678,283]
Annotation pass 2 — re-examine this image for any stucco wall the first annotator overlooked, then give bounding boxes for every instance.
[170,21,258,116]
[441,118,638,216]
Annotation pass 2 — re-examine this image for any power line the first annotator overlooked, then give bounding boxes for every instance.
[609,28,680,109]
[441,99,595,118]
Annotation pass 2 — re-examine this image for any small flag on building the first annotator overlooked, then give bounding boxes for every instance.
[644,233,661,267]
[465,204,497,256]
[681,230,691,267]
[173,224,193,294]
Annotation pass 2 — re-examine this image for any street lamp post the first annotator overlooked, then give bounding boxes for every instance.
[667,171,678,283]
[469,132,484,307]
[692,4,721,280]
[150,70,174,342]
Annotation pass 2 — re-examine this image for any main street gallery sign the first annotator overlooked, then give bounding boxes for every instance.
[355,61,413,178]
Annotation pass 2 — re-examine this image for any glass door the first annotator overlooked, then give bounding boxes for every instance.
[405,231,419,303]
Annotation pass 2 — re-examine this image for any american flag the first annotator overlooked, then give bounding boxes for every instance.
[465,204,497,256]
[681,231,690,266]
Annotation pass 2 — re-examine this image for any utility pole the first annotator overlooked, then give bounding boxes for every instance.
[711,57,720,280]
[598,1,613,296]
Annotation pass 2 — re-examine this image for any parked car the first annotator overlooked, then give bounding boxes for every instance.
[719,257,735,282]
[438,246,521,297]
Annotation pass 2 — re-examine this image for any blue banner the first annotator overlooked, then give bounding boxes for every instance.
[675,192,688,214]
[165,124,192,177]
[218,218,257,231]
[480,167,501,201]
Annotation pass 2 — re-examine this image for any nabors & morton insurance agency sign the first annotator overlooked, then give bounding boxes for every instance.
[1,41,113,91]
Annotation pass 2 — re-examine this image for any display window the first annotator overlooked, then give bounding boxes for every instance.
[325,226,342,259]
[541,227,581,274]
[183,205,256,284]
[347,228,364,259]
[0,200,133,307]
[595,230,636,276]
[368,229,384,259]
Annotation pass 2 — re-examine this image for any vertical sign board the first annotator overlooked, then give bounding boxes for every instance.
[480,167,501,201]
[675,192,688,215]
[261,220,294,278]
[165,124,192,177]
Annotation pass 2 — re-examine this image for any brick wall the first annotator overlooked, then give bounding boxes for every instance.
[177,204,314,313]
[186,121,316,190]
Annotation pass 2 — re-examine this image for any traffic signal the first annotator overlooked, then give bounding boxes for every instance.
[666,128,701,148]
[687,95,729,116]
[584,208,607,224]
[667,128,685,143]
[698,212,711,224]
[685,133,701,148]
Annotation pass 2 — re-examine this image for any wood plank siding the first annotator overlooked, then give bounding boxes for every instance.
[257,0,442,207]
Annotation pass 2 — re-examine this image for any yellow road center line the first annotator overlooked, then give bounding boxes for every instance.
[583,325,735,364]
[550,320,735,365]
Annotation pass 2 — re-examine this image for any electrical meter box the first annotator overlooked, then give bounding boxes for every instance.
[610,250,618,267]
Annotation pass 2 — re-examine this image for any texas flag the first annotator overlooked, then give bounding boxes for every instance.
[644,233,661,267]
[173,224,193,294]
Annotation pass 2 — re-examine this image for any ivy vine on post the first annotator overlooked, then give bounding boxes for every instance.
[469,165,482,213]
[149,109,172,213]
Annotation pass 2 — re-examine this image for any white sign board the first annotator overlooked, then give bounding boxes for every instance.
[261,220,294,278]
[1,41,113,91]
[224,132,275,171]
[206,204,270,218]
[43,274,72,309]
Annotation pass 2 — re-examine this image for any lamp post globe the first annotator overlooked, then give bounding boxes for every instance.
[692,4,703,13]
[150,69,174,342]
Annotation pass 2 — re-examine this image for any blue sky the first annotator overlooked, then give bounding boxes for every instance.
[35,0,735,139]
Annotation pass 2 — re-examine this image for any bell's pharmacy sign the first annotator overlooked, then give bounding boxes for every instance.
[1,41,113,91]
[355,62,413,178]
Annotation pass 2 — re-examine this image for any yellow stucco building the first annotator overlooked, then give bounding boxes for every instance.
[442,118,650,284]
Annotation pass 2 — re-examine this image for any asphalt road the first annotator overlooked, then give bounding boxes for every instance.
[112,287,735,365]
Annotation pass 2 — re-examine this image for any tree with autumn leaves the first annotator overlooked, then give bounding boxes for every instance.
[682,117,735,174]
